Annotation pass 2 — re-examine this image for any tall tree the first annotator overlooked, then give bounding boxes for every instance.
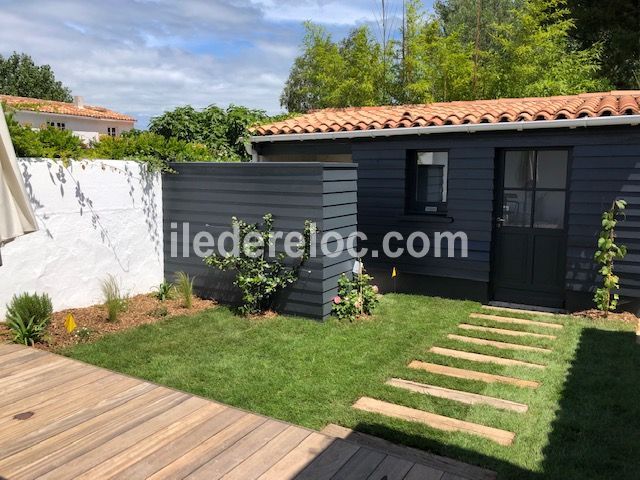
[564,0,640,88]
[337,27,384,107]
[280,23,343,113]
[0,52,72,102]
[486,0,609,97]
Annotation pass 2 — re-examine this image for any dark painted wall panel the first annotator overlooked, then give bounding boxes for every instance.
[163,162,357,319]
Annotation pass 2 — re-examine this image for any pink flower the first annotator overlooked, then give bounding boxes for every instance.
[333,296,342,304]
[372,285,379,294]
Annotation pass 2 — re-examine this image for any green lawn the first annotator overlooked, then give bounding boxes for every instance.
[64,294,640,480]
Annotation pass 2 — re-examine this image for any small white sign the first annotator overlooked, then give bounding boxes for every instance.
[352,260,363,274]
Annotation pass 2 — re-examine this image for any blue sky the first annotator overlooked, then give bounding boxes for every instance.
[0,0,434,128]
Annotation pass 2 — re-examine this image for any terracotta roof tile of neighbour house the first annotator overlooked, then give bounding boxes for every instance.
[254,91,640,136]
[0,94,135,122]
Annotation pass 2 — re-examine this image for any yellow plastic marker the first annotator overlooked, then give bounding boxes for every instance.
[64,313,77,333]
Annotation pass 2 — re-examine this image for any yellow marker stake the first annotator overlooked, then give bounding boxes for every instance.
[392,267,397,278]
[64,313,77,333]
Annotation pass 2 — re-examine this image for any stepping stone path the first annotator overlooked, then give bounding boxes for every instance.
[346,305,567,459]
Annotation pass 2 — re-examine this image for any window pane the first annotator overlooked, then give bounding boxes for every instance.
[504,151,535,189]
[503,190,532,227]
[416,165,443,203]
[534,191,565,229]
[537,150,568,189]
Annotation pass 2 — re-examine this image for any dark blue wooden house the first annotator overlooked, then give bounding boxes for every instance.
[250,91,640,313]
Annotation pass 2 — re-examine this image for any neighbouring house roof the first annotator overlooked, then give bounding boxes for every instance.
[0,94,135,122]
[254,91,640,137]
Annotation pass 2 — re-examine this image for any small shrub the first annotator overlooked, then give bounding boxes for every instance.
[101,275,128,322]
[153,281,174,301]
[205,214,314,315]
[148,305,169,318]
[6,313,49,345]
[332,267,380,322]
[594,199,628,315]
[73,326,93,344]
[6,292,53,326]
[174,272,194,309]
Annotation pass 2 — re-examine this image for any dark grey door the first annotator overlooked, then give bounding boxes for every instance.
[492,150,569,308]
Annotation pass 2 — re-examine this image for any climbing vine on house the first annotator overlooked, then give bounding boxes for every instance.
[593,199,627,315]
[205,214,315,315]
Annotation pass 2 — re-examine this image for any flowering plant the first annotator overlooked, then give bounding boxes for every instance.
[331,267,379,322]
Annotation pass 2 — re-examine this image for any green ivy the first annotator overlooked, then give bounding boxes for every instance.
[205,214,314,315]
[593,199,628,315]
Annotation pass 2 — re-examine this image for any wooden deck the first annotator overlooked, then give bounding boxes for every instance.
[0,344,494,480]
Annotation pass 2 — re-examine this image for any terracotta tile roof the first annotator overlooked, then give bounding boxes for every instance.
[254,91,640,136]
[0,94,135,122]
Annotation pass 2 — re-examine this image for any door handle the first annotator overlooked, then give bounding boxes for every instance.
[496,217,506,228]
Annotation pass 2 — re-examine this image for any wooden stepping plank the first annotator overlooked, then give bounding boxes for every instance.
[387,378,528,413]
[353,397,515,446]
[470,313,563,330]
[459,323,556,340]
[448,334,553,353]
[408,361,540,389]
[430,347,546,369]
[482,305,555,317]
[320,424,497,480]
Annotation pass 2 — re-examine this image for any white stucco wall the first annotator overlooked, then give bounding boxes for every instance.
[0,158,163,319]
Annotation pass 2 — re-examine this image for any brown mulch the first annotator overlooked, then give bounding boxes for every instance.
[0,294,216,351]
[573,308,639,324]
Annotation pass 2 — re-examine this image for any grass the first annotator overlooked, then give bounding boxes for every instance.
[100,274,127,322]
[64,294,640,480]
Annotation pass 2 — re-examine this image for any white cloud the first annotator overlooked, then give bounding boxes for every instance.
[0,0,418,127]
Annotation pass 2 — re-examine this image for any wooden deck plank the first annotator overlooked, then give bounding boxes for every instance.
[76,402,226,479]
[386,378,528,413]
[470,313,563,330]
[257,433,335,480]
[0,345,495,480]
[365,454,414,480]
[295,438,361,480]
[221,425,311,480]
[404,463,447,480]
[482,305,555,317]
[113,406,242,480]
[0,389,184,476]
[38,396,210,480]
[185,420,289,479]
[430,347,546,369]
[447,334,553,353]
[408,361,540,389]
[146,413,268,479]
[0,343,28,355]
[459,323,557,340]
[353,397,515,446]
[331,447,386,480]
[320,424,496,480]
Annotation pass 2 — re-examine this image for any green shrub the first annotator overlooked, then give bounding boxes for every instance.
[6,292,53,326]
[174,272,194,309]
[332,268,379,322]
[153,280,174,301]
[6,313,49,345]
[101,275,128,322]
[205,214,314,315]
[148,305,169,318]
[594,199,628,314]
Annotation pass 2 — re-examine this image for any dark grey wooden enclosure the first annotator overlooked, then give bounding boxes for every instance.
[255,125,640,311]
[162,162,357,319]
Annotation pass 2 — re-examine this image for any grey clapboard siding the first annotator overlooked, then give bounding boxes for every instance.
[257,125,640,302]
[163,162,357,319]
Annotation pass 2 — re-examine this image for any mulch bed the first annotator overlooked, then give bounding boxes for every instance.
[573,308,639,324]
[0,294,217,351]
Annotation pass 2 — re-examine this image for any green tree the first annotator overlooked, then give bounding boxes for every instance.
[336,27,384,107]
[564,0,640,89]
[0,52,72,102]
[149,104,273,161]
[486,0,609,98]
[280,23,344,112]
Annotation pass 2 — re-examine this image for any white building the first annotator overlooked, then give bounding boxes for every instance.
[0,94,135,144]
